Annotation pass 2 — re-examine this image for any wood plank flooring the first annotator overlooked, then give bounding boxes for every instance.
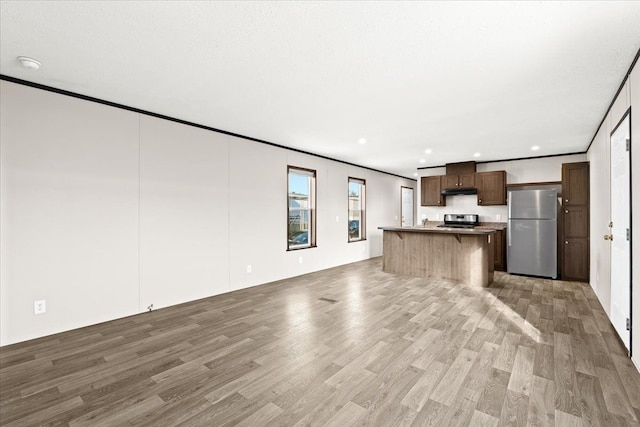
[1,258,639,426]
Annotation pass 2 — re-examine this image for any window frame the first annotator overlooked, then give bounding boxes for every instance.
[287,166,317,251]
[348,177,366,242]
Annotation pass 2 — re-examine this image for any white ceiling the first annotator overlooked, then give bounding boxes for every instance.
[2,1,640,178]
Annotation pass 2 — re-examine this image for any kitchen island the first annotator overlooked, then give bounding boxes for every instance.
[378,225,496,286]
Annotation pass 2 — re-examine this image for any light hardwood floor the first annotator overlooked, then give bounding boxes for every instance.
[1,258,639,426]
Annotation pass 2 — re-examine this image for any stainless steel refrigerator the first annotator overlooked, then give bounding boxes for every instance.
[507,189,558,279]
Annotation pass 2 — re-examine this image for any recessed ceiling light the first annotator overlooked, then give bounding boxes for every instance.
[413,173,418,177]
[358,138,367,145]
[424,149,432,154]
[531,145,540,151]
[17,56,41,70]
[473,152,481,158]
[419,159,426,163]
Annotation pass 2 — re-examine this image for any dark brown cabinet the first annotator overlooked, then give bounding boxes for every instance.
[562,238,589,281]
[561,162,590,282]
[476,171,507,205]
[423,164,507,207]
[443,161,477,189]
[563,163,590,206]
[563,206,589,238]
[421,176,446,206]
[494,229,506,271]
[441,173,475,189]
[446,161,476,175]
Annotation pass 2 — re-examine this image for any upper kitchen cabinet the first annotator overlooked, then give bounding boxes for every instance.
[421,176,446,206]
[441,173,475,189]
[562,162,590,206]
[476,171,507,205]
[443,161,476,189]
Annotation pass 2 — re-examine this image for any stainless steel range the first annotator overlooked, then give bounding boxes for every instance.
[437,214,480,229]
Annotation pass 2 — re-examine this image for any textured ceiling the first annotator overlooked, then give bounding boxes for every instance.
[1,1,640,178]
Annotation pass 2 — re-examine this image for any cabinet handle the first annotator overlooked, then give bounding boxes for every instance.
[565,241,568,244]
[604,234,613,241]
[479,199,482,203]
[565,210,569,213]
[565,199,569,202]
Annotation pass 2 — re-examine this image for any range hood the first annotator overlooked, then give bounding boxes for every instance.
[441,187,478,196]
[440,161,478,196]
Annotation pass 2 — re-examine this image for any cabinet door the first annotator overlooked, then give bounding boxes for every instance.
[446,161,476,176]
[441,175,459,189]
[562,162,589,206]
[421,176,445,206]
[459,173,475,188]
[563,206,589,238]
[477,171,506,205]
[562,238,589,281]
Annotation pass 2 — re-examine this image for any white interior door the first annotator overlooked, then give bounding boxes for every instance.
[401,187,414,226]
[610,112,631,352]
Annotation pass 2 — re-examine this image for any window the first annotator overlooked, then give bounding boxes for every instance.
[288,167,316,250]
[348,177,366,242]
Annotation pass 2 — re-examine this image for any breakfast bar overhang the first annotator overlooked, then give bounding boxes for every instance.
[378,226,496,287]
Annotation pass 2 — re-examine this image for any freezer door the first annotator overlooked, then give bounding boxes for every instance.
[508,189,558,220]
[507,219,557,278]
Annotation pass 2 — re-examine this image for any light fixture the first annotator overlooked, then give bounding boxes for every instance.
[17,56,41,70]
[358,138,367,145]
[531,145,540,151]
[419,159,426,164]
[473,152,481,158]
[424,149,432,154]
[413,173,418,177]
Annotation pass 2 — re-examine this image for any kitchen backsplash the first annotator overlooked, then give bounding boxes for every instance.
[418,194,508,224]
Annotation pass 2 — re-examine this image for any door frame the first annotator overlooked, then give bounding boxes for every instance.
[401,186,414,227]
[610,107,633,356]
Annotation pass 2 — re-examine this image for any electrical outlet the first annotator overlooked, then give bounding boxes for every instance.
[496,214,502,221]
[336,216,339,222]
[435,213,440,220]
[34,300,46,315]
[394,215,398,220]
[246,264,252,273]
[298,256,303,264]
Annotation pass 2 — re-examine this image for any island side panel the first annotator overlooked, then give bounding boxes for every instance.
[382,230,494,286]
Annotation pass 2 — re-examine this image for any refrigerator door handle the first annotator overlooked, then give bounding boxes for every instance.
[507,225,511,247]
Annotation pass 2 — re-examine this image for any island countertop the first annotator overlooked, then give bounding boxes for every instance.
[378,225,495,286]
[377,225,496,235]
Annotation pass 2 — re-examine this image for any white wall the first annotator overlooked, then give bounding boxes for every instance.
[417,154,586,223]
[139,116,231,310]
[0,81,140,345]
[0,81,415,346]
[631,59,640,370]
[587,59,639,369]
[588,121,612,314]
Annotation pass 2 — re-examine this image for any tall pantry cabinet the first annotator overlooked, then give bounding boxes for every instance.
[561,162,590,281]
